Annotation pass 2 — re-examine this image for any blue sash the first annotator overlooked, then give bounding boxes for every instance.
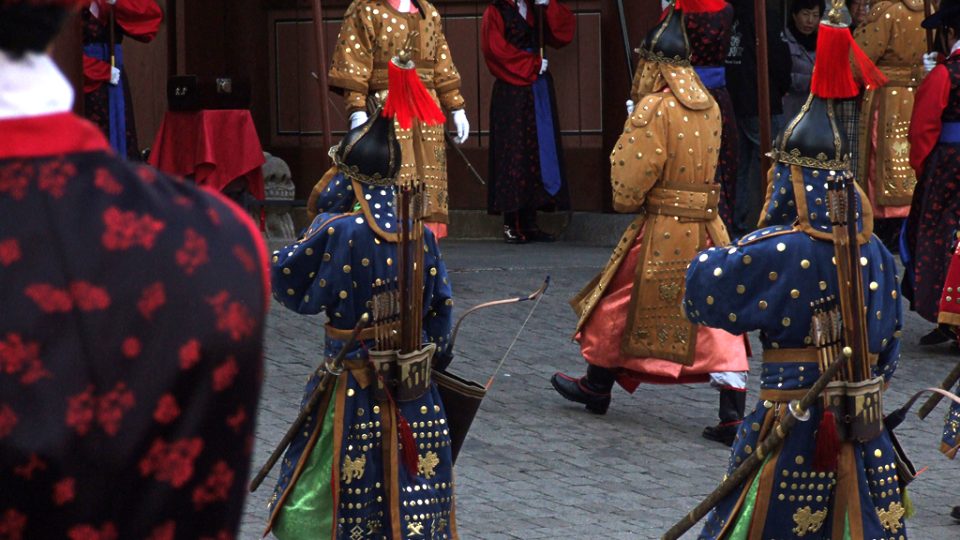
[532,76,562,196]
[523,47,562,196]
[693,66,726,90]
[83,43,127,157]
[940,122,960,143]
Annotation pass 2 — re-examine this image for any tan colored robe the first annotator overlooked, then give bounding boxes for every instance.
[329,0,465,223]
[854,0,927,214]
[572,63,730,365]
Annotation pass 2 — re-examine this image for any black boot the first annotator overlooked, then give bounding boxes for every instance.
[503,212,527,244]
[920,324,955,346]
[519,208,555,242]
[550,365,615,414]
[951,506,960,522]
[703,389,746,446]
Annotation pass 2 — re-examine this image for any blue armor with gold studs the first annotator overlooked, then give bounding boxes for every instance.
[685,94,909,539]
[262,133,458,538]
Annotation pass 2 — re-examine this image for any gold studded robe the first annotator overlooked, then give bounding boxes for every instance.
[854,0,926,216]
[572,64,746,373]
[329,0,466,224]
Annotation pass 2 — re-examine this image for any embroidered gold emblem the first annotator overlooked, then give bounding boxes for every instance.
[659,281,681,301]
[341,454,366,485]
[877,501,905,533]
[418,451,440,479]
[406,521,425,537]
[892,140,909,157]
[349,524,365,540]
[657,327,669,344]
[675,327,688,344]
[792,506,827,536]
[433,517,448,536]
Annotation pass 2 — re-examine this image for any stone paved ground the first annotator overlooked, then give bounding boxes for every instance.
[242,240,960,539]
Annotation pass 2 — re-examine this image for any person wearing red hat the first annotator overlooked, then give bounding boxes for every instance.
[81,0,162,160]
[904,0,960,347]
[0,1,267,537]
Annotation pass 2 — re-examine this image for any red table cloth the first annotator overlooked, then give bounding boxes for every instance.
[149,110,265,200]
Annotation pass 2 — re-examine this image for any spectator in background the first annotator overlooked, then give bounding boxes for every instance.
[725,0,792,237]
[781,0,821,120]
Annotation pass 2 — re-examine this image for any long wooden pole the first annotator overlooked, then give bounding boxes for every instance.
[310,0,335,166]
[538,4,545,58]
[248,313,370,492]
[755,0,773,193]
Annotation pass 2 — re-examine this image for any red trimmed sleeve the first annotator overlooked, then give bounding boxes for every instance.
[481,5,540,86]
[543,1,575,48]
[112,0,163,42]
[909,63,951,176]
[83,55,112,94]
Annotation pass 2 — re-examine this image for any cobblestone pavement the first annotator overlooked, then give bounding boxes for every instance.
[242,240,960,539]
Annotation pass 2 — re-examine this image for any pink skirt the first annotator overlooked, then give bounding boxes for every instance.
[425,222,448,240]
[577,227,748,391]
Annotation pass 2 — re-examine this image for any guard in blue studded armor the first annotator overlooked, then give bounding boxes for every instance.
[261,104,458,538]
[684,4,910,536]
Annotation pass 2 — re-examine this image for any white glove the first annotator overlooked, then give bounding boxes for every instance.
[397,0,411,12]
[534,0,549,5]
[539,58,549,74]
[626,99,635,115]
[110,66,121,86]
[923,52,939,74]
[349,110,368,130]
[452,109,470,144]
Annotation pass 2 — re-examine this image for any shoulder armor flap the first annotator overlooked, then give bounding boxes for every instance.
[664,65,713,110]
[901,0,923,12]
[629,95,664,128]
[867,1,896,22]
[736,225,801,247]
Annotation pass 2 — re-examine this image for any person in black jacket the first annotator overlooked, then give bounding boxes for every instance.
[725,0,792,237]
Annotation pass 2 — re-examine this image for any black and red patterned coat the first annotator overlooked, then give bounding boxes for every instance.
[480,0,574,215]
[686,3,739,229]
[905,50,960,322]
[0,112,267,539]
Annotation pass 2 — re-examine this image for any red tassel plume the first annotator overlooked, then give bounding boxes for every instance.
[382,61,446,130]
[675,0,727,14]
[811,24,887,99]
[812,409,840,472]
[396,410,420,475]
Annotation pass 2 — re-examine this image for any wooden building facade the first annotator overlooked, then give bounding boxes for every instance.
[56,0,662,212]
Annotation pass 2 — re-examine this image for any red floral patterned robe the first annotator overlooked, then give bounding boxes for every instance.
[0,111,267,539]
